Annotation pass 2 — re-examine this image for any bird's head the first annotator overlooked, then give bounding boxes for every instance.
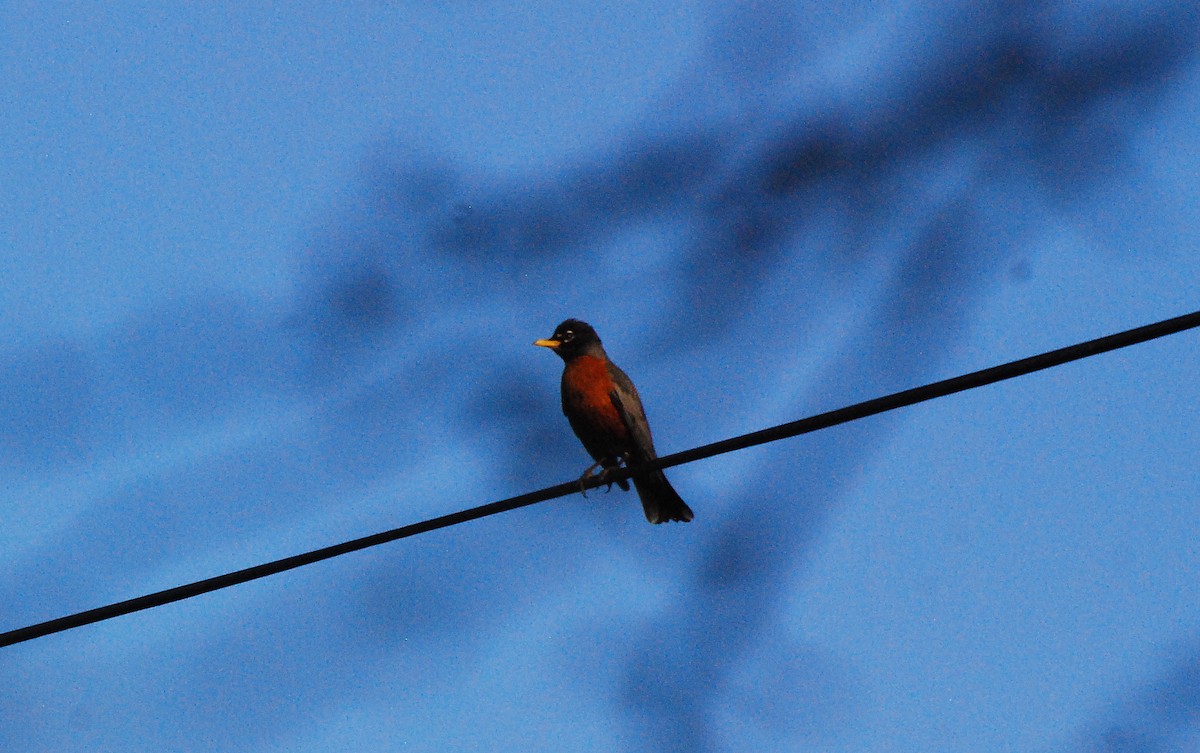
[533,319,604,360]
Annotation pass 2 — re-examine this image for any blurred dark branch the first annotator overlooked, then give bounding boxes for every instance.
[1082,648,1200,752]
[351,1,1198,346]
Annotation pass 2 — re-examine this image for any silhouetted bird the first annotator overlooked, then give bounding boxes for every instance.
[535,319,693,524]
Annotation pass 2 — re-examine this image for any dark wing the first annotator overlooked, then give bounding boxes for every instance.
[606,362,658,463]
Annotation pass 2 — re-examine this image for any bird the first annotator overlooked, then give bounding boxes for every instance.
[534,319,694,524]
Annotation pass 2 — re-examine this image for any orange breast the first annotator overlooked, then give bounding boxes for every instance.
[562,355,629,444]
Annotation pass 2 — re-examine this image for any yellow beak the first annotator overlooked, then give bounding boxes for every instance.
[533,338,560,348]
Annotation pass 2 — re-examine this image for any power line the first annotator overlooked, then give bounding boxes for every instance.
[2,309,1197,649]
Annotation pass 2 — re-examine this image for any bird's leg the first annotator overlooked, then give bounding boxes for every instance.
[578,460,604,498]
[596,453,631,493]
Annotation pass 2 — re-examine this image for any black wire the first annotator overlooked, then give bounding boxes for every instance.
[656,309,1200,475]
[2,309,1197,649]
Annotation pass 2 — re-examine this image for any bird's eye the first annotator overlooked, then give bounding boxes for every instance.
[561,330,574,341]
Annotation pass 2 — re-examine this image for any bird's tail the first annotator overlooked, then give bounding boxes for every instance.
[632,470,694,524]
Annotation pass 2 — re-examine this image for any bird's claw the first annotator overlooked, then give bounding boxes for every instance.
[578,461,603,498]
[578,457,628,497]
[596,466,619,493]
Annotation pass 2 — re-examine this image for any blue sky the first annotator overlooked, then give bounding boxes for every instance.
[3,2,1199,752]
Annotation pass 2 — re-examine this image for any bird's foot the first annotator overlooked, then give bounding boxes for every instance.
[613,454,634,491]
[596,466,619,493]
[579,456,631,496]
[578,461,604,498]
[594,454,631,493]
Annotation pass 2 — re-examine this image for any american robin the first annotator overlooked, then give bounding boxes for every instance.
[534,319,694,524]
